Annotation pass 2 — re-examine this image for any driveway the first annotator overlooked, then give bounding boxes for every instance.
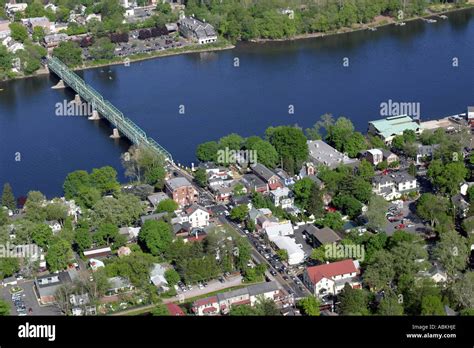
[384,200,428,236]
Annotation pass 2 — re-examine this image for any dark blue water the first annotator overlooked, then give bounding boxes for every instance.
[2,9,474,198]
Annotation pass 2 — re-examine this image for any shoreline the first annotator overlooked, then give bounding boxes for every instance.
[2,4,473,83]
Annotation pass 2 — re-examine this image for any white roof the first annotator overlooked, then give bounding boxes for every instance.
[367,148,383,156]
[265,222,293,239]
[272,236,305,265]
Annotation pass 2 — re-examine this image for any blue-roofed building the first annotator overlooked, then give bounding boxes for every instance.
[368,115,421,144]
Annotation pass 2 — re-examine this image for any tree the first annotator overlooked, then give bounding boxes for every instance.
[365,195,388,232]
[434,230,469,278]
[307,184,325,219]
[219,133,244,151]
[230,304,260,316]
[293,177,314,209]
[0,258,20,280]
[421,295,445,316]
[233,183,245,197]
[94,223,119,246]
[377,295,404,315]
[91,194,145,227]
[53,41,83,67]
[254,297,280,315]
[156,199,178,214]
[63,170,90,200]
[451,272,474,310]
[357,160,375,181]
[318,212,344,231]
[31,224,53,250]
[90,166,120,195]
[427,160,468,195]
[1,183,15,210]
[338,283,369,315]
[246,138,279,168]
[151,304,170,316]
[230,204,249,223]
[276,249,288,262]
[89,37,116,60]
[32,26,45,42]
[46,238,73,272]
[298,296,320,316]
[164,269,180,286]
[408,163,417,177]
[74,227,92,253]
[194,168,207,188]
[332,194,362,219]
[0,299,10,316]
[266,126,308,174]
[196,141,219,162]
[9,22,28,42]
[416,193,449,227]
[138,220,173,256]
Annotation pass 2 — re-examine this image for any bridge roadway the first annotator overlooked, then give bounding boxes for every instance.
[47,56,173,162]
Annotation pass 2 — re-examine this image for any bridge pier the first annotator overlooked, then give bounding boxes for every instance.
[110,128,120,139]
[73,94,82,105]
[88,109,101,120]
[51,79,66,89]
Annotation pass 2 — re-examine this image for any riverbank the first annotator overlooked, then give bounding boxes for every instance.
[250,3,474,44]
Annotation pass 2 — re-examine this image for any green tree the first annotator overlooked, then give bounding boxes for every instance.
[230,304,260,316]
[434,230,469,278]
[94,223,119,246]
[46,238,73,272]
[298,296,320,316]
[0,299,10,316]
[293,177,314,209]
[276,249,288,262]
[246,138,279,168]
[365,195,388,232]
[138,220,173,256]
[196,141,219,162]
[164,269,180,286]
[377,295,404,315]
[53,41,83,67]
[338,283,369,315]
[31,224,53,250]
[194,168,207,188]
[90,166,120,195]
[89,37,116,60]
[266,126,308,174]
[63,170,90,200]
[358,160,375,181]
[91,194,145,227]
[74,226,92,253]
[307,184,325,219]
[1,183,15,210]
[421,295,445,316]
[32,26,45,42]
[451,272,474,310]
[416,193,449,227]
[151,304,170,316]
[363,250,395,291]
[9,22,28,42]
[318,212,344,231]
[0,258,20,280]
[156,199,178,214]
[230,204,249,223]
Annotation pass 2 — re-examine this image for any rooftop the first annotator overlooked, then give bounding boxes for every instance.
[306,259,359,285]
[166,176,193,190]
[307,140,359,169]
[369,115,420,139]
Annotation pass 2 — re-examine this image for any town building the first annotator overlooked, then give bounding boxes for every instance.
[21,17,51,34]
[106,276,134,295]
[165,177,199,207]
[166,303,185,316]
[35,269,78,305]
[251,163,283,191]
[372,171,417,200]
[149,263,170,292]
[269,187,294,209]
[147,192,169,209]
[303,259,361,298]
[178,16,217,45]
[192,281,282,315]
[307,140,359,169]
[294,224,341,248]
[365,149,383,165]
[83,246,112,259]
[241,173,268,193]
[173,204,210,228]
[43,33,68,48]
[368,115,421,144]
[381,149,399,165]
[416,144,439,165]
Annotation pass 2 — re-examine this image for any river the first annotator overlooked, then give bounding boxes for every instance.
[1,9,474,198]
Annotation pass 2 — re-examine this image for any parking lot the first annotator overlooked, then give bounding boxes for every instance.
[384,200,429,236]
[172,274,243,302]
[1,281,62,316]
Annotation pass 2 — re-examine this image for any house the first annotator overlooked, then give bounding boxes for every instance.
[42,33,68,48]
[184,204,209,228]
[35,270,77,305]
[295,224,341,248]
[118,226,141,240]
[0,19,10,32]
[468,106,474,128]
[365,149,384,165]
[275,169,295,186]
[372,171,417,200]
[307,140,359,169]
[117,246,131,257]
[5,3,28,16]
[416,144,439,165]
[106,276,134,294]
[147,192,169,208]
[303,259,361,298]
[165,177,199,207]
[83,246,112,259]
[178,16,217,45]
[140,212,168,225]
[452,194,470,218]
[89,258,105,271]
[149,264,169,291]
[417,263,448,284]
[251,163,283,191]
[368,115,421,144]
[264,221,294,239]
[172,222,192,237]
[298,162,323,187]
[192,281,282,315]
[241,174,267,193]
[166,303,185,316]
[381,149,399,165]
[256,215,279,232]
[70,293,90,307]
[21,17,51,34]
[46,220,61,233]
[270,187,294,209]
[271,236,305,265]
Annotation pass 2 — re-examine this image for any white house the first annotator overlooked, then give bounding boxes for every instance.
[270,187,294,209]
[303,259,361,298]
[271,236,305,265]
[175,204,210,228]
[150,263,169,292]
[372,171,417,200]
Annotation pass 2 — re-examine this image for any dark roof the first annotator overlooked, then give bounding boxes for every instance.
[242,174,266,189]
[251,163,277,182]
[372,171,415,185]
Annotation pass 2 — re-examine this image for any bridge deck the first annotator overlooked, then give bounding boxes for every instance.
[47,56,173,162]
